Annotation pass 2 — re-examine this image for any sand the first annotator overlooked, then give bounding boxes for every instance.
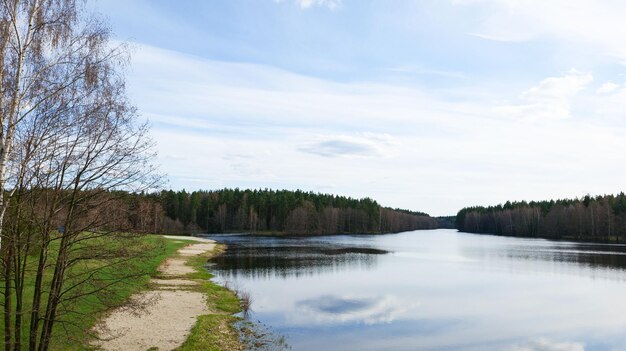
[95,236,217,351]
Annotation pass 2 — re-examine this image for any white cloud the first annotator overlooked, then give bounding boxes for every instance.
[299,139,376,157]
[385,65,469,80]
[592,83,626,121]
[507,338,585,351]
[129,44,477,134]
[275,0,342,10]
[597,82,620,94]
[129,44,626,216]
[497,70,593,120]
[521,71,592,102]
[298,133,396,158]
[452,0,626,60]
[453,0,626,60]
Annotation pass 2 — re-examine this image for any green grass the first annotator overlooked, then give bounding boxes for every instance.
[175,244,244,351]
[1,233,247,350]
[0,233,189,350]
[184,246,241,314]
[177,314,242,351]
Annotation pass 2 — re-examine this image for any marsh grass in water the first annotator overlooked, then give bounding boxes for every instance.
[236,318,291,351]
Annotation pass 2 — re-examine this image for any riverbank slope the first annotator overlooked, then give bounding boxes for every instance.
[95,235,243,351]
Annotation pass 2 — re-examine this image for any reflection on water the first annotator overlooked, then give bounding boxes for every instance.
[461,236,626,282]
[298,294,412,325]
[207,230,626,351]
[209,236,383,279]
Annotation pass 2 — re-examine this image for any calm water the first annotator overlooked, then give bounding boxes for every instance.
[206,229,626,351]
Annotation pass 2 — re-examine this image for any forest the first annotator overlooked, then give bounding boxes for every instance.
[16,189,439,236]
[155,188,438,235]
[456,193,626,242]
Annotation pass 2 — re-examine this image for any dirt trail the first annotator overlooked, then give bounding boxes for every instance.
[95,236,216,351]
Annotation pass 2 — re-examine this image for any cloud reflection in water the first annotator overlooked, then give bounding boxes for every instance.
[297,294,415,325]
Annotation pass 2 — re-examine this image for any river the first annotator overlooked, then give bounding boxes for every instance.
[207,229,626,351]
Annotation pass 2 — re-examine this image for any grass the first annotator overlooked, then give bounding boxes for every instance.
[173,240,289,351]
[0,233,188,350]
[175,244,244,351]
[177,314,242,351]
[0,232,247,350]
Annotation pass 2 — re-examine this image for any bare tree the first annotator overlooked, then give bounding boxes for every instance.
[0,0,81,251]
[1,1,160,350]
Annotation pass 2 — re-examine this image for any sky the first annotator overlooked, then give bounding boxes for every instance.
[90,0,626,216]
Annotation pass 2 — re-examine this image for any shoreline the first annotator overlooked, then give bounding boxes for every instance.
[457,230,626,245]
[200,228,437,238]
[95,235,244,351]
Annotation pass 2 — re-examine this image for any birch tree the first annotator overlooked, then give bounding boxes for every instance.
[1,1,160,350]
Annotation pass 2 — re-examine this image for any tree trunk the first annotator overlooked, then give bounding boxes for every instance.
[3,245,12,351]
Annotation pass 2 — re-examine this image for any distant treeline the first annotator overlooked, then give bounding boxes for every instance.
[435,216,456,229]
[158,188,437,235]
[456,193,626,242]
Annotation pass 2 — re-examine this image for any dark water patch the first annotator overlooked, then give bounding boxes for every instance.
[321,247,389,255]
[208,236,387,279]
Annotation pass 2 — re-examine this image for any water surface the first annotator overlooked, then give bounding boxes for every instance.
[207,229,626,351]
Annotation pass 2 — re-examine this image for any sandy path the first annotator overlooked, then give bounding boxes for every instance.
[95,236,216,351]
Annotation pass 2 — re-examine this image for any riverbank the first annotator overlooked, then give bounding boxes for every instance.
[0,234,189,350]
[95,235,243,351]
[207,228,433,237]
[457,229,626,245]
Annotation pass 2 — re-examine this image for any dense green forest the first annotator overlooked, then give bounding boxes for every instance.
[456,193,626,242]
[156,188,437,235]
[12,188,437,237]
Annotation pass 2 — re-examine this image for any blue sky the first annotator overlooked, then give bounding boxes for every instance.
[91,0,626,216]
